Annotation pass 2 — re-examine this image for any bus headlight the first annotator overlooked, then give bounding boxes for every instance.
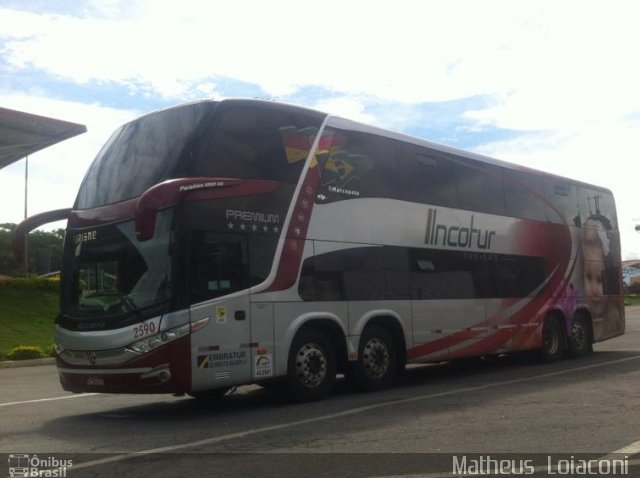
[127,323,191,354]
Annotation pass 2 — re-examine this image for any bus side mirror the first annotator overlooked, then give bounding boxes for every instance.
[13,208,72,261]
[134,177,278,241]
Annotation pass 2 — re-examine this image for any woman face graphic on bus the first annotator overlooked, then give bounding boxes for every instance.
[581,216,610,319]
[582,215,615,318]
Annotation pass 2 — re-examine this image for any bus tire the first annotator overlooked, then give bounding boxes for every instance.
[567,314,592,358]
[348,325,397,392]
[539,316,564,362]
[286,328,336,402]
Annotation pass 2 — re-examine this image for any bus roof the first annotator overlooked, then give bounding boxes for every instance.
[324,115,612,194]
[132,98,612,195]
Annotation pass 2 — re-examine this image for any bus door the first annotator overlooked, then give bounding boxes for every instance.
[188,232,252,389]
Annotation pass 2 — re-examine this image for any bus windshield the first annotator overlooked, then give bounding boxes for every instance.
[75,101,325,209]
[61,209,175,325]
[76,102,216,209]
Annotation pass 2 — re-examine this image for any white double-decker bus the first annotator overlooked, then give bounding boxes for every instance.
[16,99,624,401]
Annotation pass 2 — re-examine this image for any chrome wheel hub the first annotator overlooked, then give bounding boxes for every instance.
[295,343,327,388]
[362,338,390,379]
[571,321,587,349]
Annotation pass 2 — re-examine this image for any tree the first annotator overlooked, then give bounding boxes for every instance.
[0,223,64,277]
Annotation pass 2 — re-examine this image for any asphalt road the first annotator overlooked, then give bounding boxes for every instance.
[2,308,640,477]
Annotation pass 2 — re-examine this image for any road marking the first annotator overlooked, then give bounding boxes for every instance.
[71,354,640,472]
[599,439,640,461]
[372,431,640,477]
[0,393,99,408]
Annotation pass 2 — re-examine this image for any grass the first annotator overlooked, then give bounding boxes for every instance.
[0,287,58,359]
[626,295,640,306]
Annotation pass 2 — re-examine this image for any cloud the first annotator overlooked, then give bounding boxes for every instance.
[311,97,376,124]
[1,0,640,258]
[2,0,637,106]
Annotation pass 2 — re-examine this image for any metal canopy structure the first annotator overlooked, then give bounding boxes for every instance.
[0,107,86,277]
[0,106,87,170]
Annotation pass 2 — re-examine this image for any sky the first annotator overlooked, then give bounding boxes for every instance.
[1,0,639,259]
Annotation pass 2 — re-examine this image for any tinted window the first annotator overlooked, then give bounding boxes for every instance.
[189,232,249,304]
[397,146,505,215]
[299,251,345,301]
[544,180,579,225]
[396,145,458,208]
[299,246,545,301]
[454,160,505,215]
[482,253,547,298]
[503,170,546,221]
[410,248,480,299]
[411,249,545,299]
[577,187,617,230]
[188,231,279,304]
[77,102,214,208]
[200,106,323,185]
[299,247,411,301]
[316,129,399,202]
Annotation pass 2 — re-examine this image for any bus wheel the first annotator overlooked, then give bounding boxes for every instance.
[540,316,564,362]
[348,325,397,392]
[286,328,336,402]
[567,314,592,358]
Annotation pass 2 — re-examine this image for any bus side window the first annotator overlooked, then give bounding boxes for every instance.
[298,246,410,301]
[317,129,399,202]
[341,247,386,300]
[544,180,578,225]
[577,187,618,230]
[409,249,479,300]
[396,144,458,208]
[188,232,249,303]
[200,106,319,185]
[298,253,345,301]
[454,160,505,216]
[503,170,546,221]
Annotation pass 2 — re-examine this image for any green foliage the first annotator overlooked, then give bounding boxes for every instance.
[6,345,46,361]
[0,223,65,277]
[0,277,60,292]
[0,286,58,357]
[626,295,640,306]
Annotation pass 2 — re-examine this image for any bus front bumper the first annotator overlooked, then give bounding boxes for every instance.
[56,335,191,394]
